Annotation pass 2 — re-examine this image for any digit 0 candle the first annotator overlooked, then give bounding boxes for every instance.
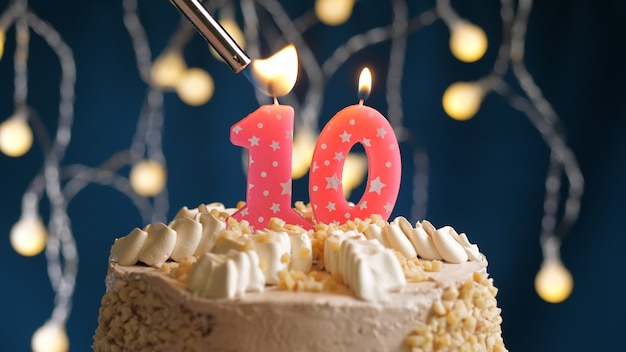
[309,68,401,224]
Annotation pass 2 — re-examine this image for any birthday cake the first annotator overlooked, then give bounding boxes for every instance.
[92,202,506,352]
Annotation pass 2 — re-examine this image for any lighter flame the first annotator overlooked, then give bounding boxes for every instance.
[250,45,298,97]
[358,67,372,101]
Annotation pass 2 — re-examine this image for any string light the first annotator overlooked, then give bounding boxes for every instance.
[535,259,574,303]
[150,50,187,88]
[0,0,587,347]
[31,322,69,352]
[0,114,33,157]
[449,21,488,63]
[315,0,355,26]
[129,159,167,197]
[10,215,47,257]
[442,81,484,120]
[175,68,215,106]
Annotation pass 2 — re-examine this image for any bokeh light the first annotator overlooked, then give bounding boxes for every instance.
[10,216,47,257]
[0,116,33,157]
[442,81,484,120]
[0,29,5,60]
[130,159,167,197]
[535,259,574,303]
[342,153,367,198]
[31,322,69,352]
[151,50,187,88]
[315,0,355,26]
[449,21,488,63]
[291,129,317,179]
[175,68,215,106]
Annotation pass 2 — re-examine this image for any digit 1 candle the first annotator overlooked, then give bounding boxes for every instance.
[230,103,312,230]
[309,68,401,224]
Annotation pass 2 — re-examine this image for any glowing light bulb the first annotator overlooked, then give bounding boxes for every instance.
[130,160,167,197]
[151,50,187,88]
[442,81,484,121]
[10,216,47,257]
[291,129,317,179]
[449,21,488,63]
[535,259,574,303]
[0,29,5,60]
[342,153,368,198]
[0,116,33,157]
[210,19,246,61]
[176,68,215,106]
[315,0,355,26]
[31,322,69,352]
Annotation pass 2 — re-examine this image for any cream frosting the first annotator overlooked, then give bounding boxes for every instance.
[338,239,406,301]
[187,249,265,299]
[109,203,483,301]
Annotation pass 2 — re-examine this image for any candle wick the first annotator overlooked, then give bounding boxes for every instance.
[273,95,279,105]
[359,97,364,106]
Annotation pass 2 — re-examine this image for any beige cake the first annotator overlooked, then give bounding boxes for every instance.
[93,202,506,352]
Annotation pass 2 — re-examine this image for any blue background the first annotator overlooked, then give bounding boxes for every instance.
[1,0,625,351]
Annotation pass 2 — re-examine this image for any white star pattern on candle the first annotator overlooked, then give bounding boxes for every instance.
[334,152,344,162]
[249,135,260,146]
[359,201,368,210]
[376,128,387,138]
[240,208,249,216]
[270,140,280,151]
[270,203,280,214]
[285,130,293,139]
[369,176,386,195]
[326,173,341,190]
[362,137,371,147]
[312,161,319,172]
[280,181,291,195]
[326,202,336,211]
[232,125,242,134]
[340,131,352,143]
[384,203,394,213]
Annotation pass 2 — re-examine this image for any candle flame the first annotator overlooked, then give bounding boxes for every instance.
[250,45,299,97]
[358,67,372,102]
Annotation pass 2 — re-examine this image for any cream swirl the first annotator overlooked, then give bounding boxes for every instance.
[378,217,482,263]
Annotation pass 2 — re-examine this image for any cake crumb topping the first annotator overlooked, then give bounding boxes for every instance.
[404,271,507,352]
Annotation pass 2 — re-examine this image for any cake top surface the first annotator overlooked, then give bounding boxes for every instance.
[108,201,484,301]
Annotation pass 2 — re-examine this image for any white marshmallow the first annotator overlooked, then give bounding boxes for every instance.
[411,222,442,260]
[288,231,313,273]
[432,226,468,264]
[339,239,406,301]
[383,217,418,258]
[188,250,266,299]
[363,223,389,247]
[247,230,291,284]
[109,227,148,266]
[456,232,482,261]
[324,230,365,275]
[138,222,177,268]
[169,217,202,261]
[194,212,226,255]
